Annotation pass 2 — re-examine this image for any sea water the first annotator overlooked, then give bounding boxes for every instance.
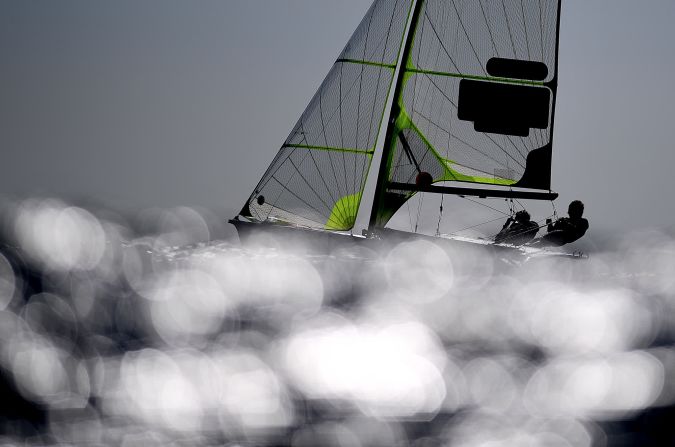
[0,198,674,446]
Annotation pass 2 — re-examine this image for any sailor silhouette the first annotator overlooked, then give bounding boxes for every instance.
[541,200,589,246]
[494,210,539,245]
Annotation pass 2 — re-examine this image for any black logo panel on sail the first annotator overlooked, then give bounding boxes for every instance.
[458,78,551,138]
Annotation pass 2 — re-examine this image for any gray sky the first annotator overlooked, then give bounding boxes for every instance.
[1,0,674,233]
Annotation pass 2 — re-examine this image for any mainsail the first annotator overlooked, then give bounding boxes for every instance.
[238,0,562,232]
[241,0,414,231]
[371,0,561,227]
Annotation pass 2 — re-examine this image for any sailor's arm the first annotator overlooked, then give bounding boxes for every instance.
[502,217,513,230]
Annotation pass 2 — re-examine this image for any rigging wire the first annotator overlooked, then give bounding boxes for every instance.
[415,193,425,233]
[489,212,557,241]
[448,208,559,241]
[437,99,453,237]
[407,200,414,233]
[436,194,445,236]
[493,214,558,244]
[459,196,511,216]
[446,195,514,236]
[551,199,559,220]
[447,215,510,236]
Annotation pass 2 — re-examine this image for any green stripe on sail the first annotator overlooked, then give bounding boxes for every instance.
[283,144,374,155]
[393,105,517,186]
[405,68,546,87]
[325,192,362,231]
[411,119,517,185]
[336,58,397,69]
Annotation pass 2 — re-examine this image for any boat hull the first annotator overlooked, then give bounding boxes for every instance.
[230,219,516,257]
[229,219,370,253]
[229,218,586,264]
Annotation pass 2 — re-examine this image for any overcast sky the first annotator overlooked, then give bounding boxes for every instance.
[1,1,674,234]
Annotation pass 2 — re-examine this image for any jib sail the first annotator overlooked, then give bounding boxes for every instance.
[241,0,414,231]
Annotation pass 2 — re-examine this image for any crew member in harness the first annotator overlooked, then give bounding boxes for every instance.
[494,210,539,245]
[541,200,589,246]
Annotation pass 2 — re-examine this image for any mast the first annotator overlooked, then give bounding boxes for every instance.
[368,0,425,231]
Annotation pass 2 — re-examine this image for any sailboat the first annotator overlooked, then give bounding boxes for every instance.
[230,0,572,257]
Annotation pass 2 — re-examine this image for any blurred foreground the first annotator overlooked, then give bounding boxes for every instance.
[1,199,675,446]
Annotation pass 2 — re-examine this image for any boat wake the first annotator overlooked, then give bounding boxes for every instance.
[1,199,674,446]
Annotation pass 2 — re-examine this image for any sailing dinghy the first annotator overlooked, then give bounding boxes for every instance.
[231,0,577,259]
